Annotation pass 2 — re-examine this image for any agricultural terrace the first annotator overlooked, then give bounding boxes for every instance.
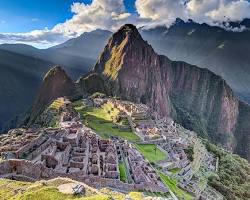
[49,97,66,110]
[74,101,140,142]
[158,172,194,200]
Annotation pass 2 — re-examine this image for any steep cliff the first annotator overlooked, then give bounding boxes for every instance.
[28,66,76,124]
[93,24,248,159]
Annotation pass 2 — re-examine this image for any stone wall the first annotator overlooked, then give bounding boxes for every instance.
[26,138,53,160]
[15,134,47,159]
[0,159,168,193]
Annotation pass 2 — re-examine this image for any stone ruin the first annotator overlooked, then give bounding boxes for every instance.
[0,103,168,194]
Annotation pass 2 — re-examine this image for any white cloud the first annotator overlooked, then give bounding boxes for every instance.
[136,0,250,27]
[0,0,135,47]
[136,0,187,25]
[1,0,250,47]
[50,0,134,37]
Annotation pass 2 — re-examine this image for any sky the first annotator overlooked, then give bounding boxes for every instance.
[0,0,250,48]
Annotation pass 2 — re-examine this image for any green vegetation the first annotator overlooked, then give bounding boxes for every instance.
[135,144,166,163]
[205,141,250,200]
[90,92,106,99]
[119,162,127,182]
[158,172,194,200]
[0,178,146,200]
[169,168,181,174]
[75,102,140,142]
[49,98,65,110]
[184,147,194,162]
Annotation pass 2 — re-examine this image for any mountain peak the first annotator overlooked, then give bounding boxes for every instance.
[108,24,143,48]
[94,24,154,76]
[29,66,75,124]
[43,65,67,81]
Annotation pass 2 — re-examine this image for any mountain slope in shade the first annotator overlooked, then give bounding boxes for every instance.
[0,43,94,79]
[93,24,250,161]
[28,66,76,125]
[140,18,250,103]
[0,49,54,132]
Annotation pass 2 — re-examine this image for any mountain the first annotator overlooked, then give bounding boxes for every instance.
[93,24,250,161]
[50,29,112,60]
[140,18,250,104]
[0,45,92,132]
[0,43,94,79]
[28,66,76,125]
[0,29,110,132]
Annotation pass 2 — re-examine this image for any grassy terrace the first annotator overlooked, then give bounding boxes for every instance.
[74,101,140,142]
[119,162,127,182]
[134,144,167,163]
[169,168,181,174]
[158,172,194,200]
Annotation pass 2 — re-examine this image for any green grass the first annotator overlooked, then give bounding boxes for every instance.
[119,162,127,182]
[75,102,140,142]
[169,168,181,174]
[135,144,167,163]
[0,178,146,200]
[158,172,194,200]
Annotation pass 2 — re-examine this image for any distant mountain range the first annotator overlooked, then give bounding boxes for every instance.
[1,18,250,135]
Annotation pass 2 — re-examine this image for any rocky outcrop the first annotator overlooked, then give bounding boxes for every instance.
[77,73,107,95]
[29,66,75,124]
[93,24,249,160]
[235,102,250,161]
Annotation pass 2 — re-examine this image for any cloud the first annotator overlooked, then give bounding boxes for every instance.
[135,0,187,25]
[0,0,136,47]
[50,0,135,37]
[0,28,68,47]
[136,0,250,27]
[1,0,250,47]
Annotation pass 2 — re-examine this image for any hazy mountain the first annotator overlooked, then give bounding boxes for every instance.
[92,24,250,161]
[0,43,94,79]
[50,29,112,60]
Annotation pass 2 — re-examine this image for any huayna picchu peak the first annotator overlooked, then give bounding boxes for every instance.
[1,22,250,200]
[28,66,76,125]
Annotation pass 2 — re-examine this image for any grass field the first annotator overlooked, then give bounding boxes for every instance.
[0,178,145,200]
[75,102,140,142]
[158,172,194,200]
[135,144,167,163]
[119,162,127,182]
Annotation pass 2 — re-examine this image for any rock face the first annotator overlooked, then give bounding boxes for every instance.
[77,73,107,95]
[93,24,249,160]
[29,66,75,124]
